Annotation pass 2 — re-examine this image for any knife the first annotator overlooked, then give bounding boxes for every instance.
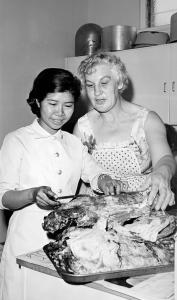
[54,190,141,202]
[53,193,90,202]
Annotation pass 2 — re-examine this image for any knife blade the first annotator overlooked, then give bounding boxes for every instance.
[53,193,90,202]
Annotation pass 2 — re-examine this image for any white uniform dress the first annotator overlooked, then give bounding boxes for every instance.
[77,107,152,194]
[0,119,104,300]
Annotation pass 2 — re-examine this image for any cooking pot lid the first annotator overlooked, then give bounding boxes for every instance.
[134,31,169,46]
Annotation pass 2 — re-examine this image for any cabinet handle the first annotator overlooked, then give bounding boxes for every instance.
[172,81,175,92]
[163,82,167,93]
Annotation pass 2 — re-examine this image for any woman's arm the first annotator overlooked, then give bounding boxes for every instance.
[2,186,57,210]
[145,111,176,177]
[0,133,57,211]
[143,111,176,210]
[2,188,35,210]
[145,111,175,168]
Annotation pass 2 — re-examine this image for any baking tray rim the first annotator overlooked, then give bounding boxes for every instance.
[43,247,174,284]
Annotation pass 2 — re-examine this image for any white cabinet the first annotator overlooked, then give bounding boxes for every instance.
[116,45,170,123]
[169,44,177,124]
[65,43,177,125]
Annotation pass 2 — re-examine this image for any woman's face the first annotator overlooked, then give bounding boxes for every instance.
[38,92,74,134]
[85,63,120,113]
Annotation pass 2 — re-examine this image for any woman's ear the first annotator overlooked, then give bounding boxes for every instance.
[117,80,123,90]
[35,99,40,108]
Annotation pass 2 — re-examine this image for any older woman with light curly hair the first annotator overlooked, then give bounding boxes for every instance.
[74,51,176,211]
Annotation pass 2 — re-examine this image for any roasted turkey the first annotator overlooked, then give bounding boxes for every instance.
[43,192,150,234]
[42,192,176,275]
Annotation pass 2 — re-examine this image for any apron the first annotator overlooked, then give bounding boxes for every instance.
[0,206,51,300]
[78,108,151,195]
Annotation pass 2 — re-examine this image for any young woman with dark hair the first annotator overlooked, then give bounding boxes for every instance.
[0,68,123,300]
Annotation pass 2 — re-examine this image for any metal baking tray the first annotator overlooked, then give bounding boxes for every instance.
[43,246,174,284]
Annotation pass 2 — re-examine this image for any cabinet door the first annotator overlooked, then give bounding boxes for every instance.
[169,43,177,125]
[116,45,171,123]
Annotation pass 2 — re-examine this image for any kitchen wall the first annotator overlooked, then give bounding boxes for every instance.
[87,0,140,27]
[0,0,140,241]
[0,0,140,145]
[0,0,88,145]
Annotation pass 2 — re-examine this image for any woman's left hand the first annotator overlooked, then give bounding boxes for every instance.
[98,174,127,195]
[139,172,175,210]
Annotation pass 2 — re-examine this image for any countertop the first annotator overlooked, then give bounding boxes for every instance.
[16,247,175,300]
[16,249,139,300]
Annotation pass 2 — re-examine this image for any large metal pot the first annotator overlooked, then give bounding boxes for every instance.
[101,25,137,51]
[75,23,102,56]
[170,12,177,42]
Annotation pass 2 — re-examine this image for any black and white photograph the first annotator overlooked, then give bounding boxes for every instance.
[0,1,177,299]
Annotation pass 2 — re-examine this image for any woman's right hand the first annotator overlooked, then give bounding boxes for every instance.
[32,186,57,209]
[139,171,175,210]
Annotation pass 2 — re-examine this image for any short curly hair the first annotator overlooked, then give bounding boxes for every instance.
[78,51,129,94]
[27,68,81,117]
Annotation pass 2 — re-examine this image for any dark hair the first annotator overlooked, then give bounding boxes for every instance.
[27,68,81,117]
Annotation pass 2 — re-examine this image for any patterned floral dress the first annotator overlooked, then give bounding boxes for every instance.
[77,107,152,194]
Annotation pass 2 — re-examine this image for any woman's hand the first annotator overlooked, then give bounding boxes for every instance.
[139,172,175,210]
[32,186,57,209]
[143,112,176,210]
[98,174,127,195]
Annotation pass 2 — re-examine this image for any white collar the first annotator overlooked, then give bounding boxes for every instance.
[31,119,63,140]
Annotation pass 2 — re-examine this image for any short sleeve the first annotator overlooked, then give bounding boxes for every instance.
[77,114,94,143]
[0,133,23,209]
